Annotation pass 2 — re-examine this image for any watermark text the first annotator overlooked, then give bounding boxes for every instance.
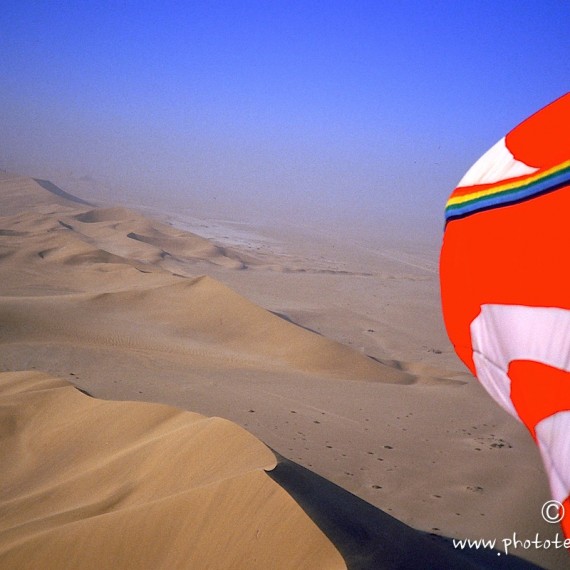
[453,532,570,556]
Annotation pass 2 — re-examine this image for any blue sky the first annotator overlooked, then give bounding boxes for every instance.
[2,1,568,240]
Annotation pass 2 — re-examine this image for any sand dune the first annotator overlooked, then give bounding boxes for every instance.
[0,173,91,216]
[0,371,345,569]
[74,206,140,222]
[0,275,408,381]
[67,206,250,269]
[0,180,411,382]
[1,173,567,568]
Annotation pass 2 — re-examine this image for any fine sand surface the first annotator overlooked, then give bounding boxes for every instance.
[0,370,343,569]
[0,172,567,569]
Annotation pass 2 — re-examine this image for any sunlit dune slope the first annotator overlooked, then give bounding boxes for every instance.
[0,275,410,382]
[0,370,345,569]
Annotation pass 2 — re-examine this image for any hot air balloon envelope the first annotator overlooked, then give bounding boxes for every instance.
[440,92,570,536]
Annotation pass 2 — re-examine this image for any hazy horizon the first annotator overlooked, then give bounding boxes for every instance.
[2,2,568,244]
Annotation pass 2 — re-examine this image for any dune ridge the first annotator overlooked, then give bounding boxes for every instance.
[0,173,91,216]
[0,370,345,569]
[0,276,412,382]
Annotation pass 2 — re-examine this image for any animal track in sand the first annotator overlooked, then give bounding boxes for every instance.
[474,435,512,450]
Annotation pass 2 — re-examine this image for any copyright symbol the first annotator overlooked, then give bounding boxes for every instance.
[542,500,565,524]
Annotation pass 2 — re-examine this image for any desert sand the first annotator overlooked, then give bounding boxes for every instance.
[0,172,567,569]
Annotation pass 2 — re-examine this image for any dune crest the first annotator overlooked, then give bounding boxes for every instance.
[0,370,345,569]
[74,206,140,223]
[0,272,412,382]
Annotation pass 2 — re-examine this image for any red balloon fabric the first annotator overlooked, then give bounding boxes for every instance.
[440,93,570,538]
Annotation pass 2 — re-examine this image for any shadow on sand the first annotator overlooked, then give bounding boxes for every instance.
[268,453,544,570]
[34,179,93,207]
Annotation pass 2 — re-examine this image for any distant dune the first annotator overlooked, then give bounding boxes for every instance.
[0,173,564,569]
[0,176,409,382]
[0,172,92,215]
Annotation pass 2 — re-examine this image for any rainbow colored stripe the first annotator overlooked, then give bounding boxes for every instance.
[445,159,570,224]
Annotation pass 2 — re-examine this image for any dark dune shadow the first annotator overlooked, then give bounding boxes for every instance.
[0,229,27,236]
[268,453,544,570]
[270,311,324,335]
[58,220,74,230]
[34,179,93,207]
